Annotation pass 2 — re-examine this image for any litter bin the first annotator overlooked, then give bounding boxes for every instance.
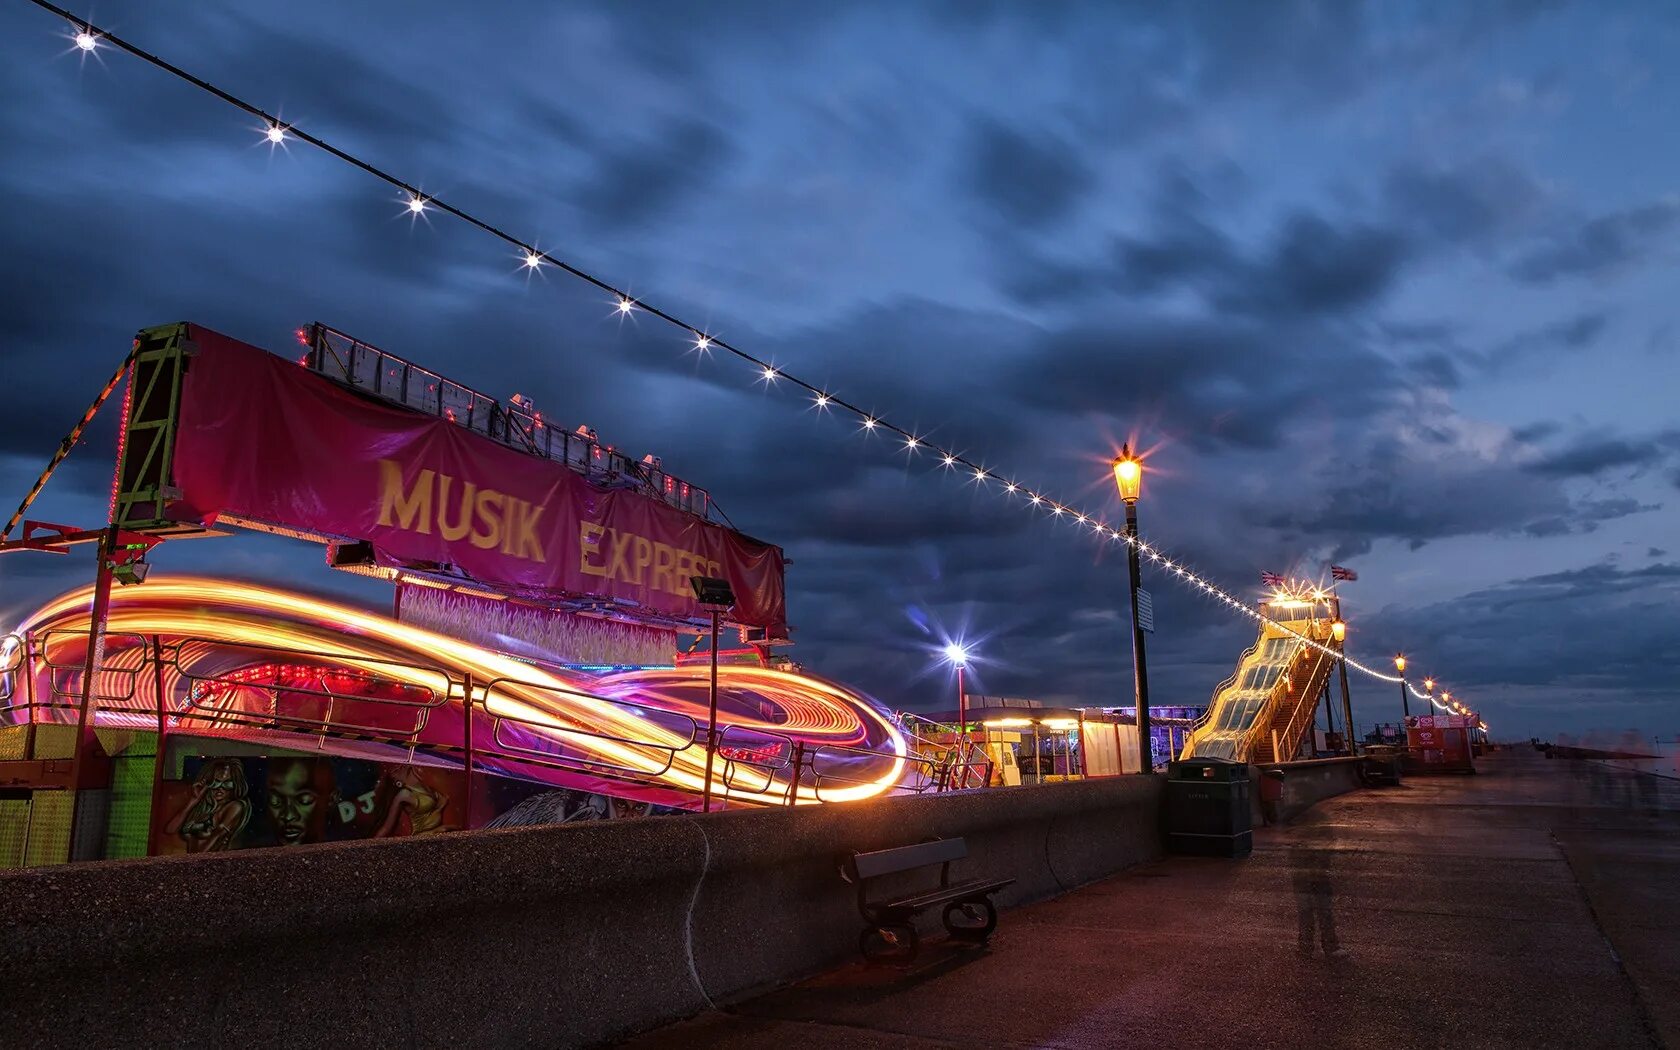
[1359,755,1402,786]
[1165,758,1252,857]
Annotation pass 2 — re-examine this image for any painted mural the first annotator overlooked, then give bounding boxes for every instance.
[153,754,673,854]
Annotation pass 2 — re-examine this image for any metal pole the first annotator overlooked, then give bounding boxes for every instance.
[146,636,168,857]
[1332,597,1356,756]
[2,355,132,542]
[65,526,116,861]
[956,663,967,785]
[461,672,475,829]
[1320,680,1337,753]
[701,608,721,813]
[787,740,804,805]
[1399,677,1410,719]
[1124,501,1152,772]
[1337,658,1357,756]
[22,634,38,762]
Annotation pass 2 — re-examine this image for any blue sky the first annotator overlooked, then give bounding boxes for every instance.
[0,1,1676,739]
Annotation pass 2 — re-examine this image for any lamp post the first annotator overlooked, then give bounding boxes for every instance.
[1112,446,1151,773]
[690,576,736,814]
[1394,654,1410,722]
[1329,597,1356,755]
[943,640,970,748]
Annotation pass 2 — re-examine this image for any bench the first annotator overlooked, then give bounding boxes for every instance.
[842,837,1014,961]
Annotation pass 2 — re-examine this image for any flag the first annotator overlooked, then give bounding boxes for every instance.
[1331,565,1358,581]
[1260,571,1285,586]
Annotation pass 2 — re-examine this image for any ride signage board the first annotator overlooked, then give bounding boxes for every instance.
[150,324,788,630]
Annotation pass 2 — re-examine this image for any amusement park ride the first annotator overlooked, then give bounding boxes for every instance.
[1178,586,1351,764]
[0,321,1481,868]
[0,321,990,866]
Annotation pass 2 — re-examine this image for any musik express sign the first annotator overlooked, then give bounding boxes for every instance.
[161,325,787,629]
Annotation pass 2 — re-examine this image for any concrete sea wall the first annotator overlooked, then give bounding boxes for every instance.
[1253,755,1366,823]
[0,774,1163,1049]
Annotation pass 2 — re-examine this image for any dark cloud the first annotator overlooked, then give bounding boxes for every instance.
[1367,562,1680,729]
[1512,421,1562,444]
[1258,422,1666,559]
[1471,311,1610,376]
[1384,158,1546,245]
[963,117,1093,229]
[1020,158,1412,319]
[575,117,734,232]
[1509,199,1680,284]
[1000,310,1403,453]
[1407,351,1463,389]
[1222,215,1408,317]
[1525,431,1680,479]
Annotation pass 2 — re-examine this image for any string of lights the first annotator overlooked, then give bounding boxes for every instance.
[21,1,1484,727]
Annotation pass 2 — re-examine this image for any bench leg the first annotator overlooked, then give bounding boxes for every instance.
[942,899,997,943]
[860,923,919,963]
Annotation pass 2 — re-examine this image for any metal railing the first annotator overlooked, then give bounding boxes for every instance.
[480,674,702,784]
[0,625,956,821]
[164,637,456,743]
[1264,645,1336,764]
[304,323,714,521]
[803,740,946,803]
[895,711,994,790]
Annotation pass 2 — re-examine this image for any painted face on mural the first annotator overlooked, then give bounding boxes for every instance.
[207,766,238,806]
[265,759,334,845]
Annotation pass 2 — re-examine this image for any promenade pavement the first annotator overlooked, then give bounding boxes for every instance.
[625,750,1680,1049]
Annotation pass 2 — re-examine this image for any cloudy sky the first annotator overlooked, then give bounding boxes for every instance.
[1,2,1676,739]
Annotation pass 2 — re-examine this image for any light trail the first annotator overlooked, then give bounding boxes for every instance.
[5,577,911,806]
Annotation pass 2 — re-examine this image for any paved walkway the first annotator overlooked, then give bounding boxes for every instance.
[627,751,1680,1049]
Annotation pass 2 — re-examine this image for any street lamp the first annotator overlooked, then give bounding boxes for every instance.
[1395,653,1410,720]
[942,642,972,787]
[1112,445,1151,773]
[943,641,970,733]
[691,575,736,813]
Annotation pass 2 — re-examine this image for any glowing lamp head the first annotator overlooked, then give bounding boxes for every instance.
[1423,677,1435,693]
[1112,445,1142,503]
[1394,653,1407,673]
[266,123,286,144]
[407,194,427,215]
[615,296,634,315]
[75,30,97,51]
[1440,690,1451,704]
[522,250,543,270]
[941,642,970,668]
[1331,620,1346,642]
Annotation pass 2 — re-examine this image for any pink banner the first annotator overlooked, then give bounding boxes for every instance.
[164,326,787,629]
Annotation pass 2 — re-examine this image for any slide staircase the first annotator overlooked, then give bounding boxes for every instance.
[1180,615,1339,763]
